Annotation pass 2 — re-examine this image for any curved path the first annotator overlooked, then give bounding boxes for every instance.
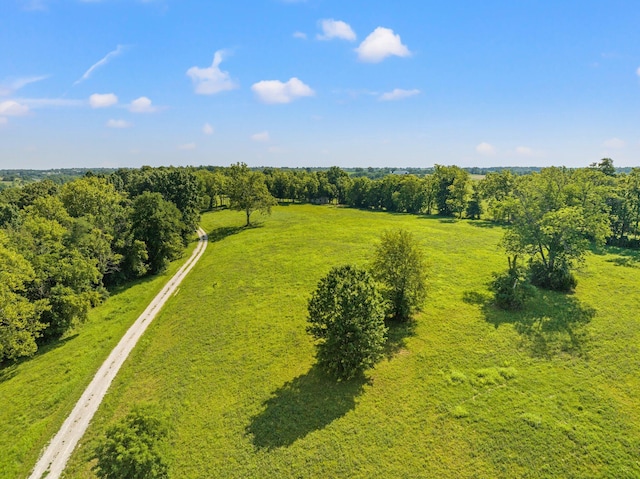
[29,228,208,479]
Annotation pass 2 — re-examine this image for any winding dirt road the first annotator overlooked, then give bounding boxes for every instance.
[28,228,208,479]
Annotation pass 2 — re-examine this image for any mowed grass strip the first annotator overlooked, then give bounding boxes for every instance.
[62,205,640,478]
[0,238,201,479]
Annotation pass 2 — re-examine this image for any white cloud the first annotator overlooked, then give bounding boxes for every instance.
[106,119,132,128]
[251,131,270,142]
[476,142,496,156]
[179,142,196,150]
[317,19,356,41]
[202,123,214,135]
[74,45,125,86]
[0,75,49,96]
[515,146,534,156]
[636,67,640,77]
[251,77,314,104]
[0,117,7,126]
[356,27,411,63]
[89,93,118,108]
[603,137,626,149]
[379,88,420,101]
[0,100,30,116]
[129,96,156,113]
[293,31,307,40]
[187,50,239,95]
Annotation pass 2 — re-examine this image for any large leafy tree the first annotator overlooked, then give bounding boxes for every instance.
[371,229,427,321]
[12,199,103,338]
[433,165,470,216]
[307,265,387,380]
[0,231,48,361]
[503,167,610,291]
[93,406,169,479]
[228,162,277,226]
[131,192,184,274]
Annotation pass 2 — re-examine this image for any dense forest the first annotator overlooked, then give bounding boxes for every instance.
[1,159,639,363]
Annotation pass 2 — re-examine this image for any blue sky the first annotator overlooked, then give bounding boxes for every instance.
[1,0,640,169]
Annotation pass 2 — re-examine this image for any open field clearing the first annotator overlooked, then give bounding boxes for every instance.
[0,239,201,479]
[12,205,640,478]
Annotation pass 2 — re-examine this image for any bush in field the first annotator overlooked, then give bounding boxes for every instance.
[490,256,532,310]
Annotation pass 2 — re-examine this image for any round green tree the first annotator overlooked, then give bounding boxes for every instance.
[371,229,427,321]
[307,265,387,380]
[93,406,169,479]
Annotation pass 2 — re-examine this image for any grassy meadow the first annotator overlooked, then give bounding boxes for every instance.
[0,240,200,479]
[54,204,640,478]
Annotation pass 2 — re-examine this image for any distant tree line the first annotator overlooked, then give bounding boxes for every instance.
[2,158,638,361]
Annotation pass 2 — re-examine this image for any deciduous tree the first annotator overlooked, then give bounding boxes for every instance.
[307,265,387,380]
[371,229,427,321]
[228,163,277,226]
[93,406,169,479]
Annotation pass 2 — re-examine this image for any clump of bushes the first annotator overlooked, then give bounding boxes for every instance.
[490,256,532,310]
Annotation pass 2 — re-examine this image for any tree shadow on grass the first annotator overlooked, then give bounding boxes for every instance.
[246,365,368,450]
[466,288,595,359]
[467,220,503,229]
[206,225,246,243]
[603,246,640,268]
[383,319,416,359]
[0,333,79,383]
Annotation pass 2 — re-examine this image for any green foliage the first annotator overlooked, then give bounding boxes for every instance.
[501,167,611,291]
[433,164,470,216]
[93,405,169,479]
[0,231,48,361]
[371,229,427,321]
[307,265,387,380]
[465,183,483,220]
[228,163,277,226]
[131,192,184,274]
[490,256,532,310]
[528,259,577,292]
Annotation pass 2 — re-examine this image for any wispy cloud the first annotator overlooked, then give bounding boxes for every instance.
[251,77,314,104]
[293,31,307,40]
[603,137,625,149]
[356,27,411,63]
[187,50,239,95]
[178,142,196,150]
[317,19,356,41]
[106,119,132,129]
[0,100,30,116]
[379,88,420,101]
[0,75,49,96]
[476,142,496,156]
[17,97,84,108]
[74,45,126,86]
[251,131,270,142]
[202,123,214,135]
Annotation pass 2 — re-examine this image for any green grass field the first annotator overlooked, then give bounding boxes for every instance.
[5,204,640,478]
[0,240,200,479]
